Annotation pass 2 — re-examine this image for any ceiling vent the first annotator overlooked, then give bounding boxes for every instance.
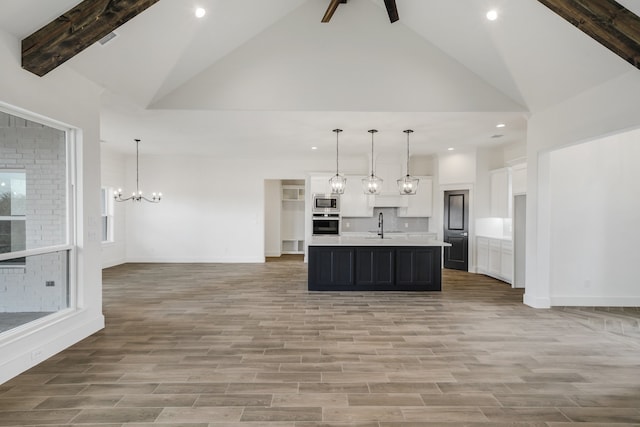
[98,32,117,46]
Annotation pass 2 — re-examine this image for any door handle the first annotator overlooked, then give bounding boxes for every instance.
[460,232,468,237]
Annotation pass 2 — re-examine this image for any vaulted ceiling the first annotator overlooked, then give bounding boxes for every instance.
[1,0,638,158]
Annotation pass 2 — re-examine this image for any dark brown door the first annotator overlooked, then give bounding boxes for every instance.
[443,190,469,271]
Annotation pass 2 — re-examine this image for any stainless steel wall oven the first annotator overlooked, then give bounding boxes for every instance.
[312,214,340,235]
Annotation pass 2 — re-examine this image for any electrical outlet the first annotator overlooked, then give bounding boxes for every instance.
[345,222,350,228]
[404,222,409,228]
[45,281,55,287]
[31,350,43,361]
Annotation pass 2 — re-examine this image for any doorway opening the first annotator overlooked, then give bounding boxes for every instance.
[264,179,305,262]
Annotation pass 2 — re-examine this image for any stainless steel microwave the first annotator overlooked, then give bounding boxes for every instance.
[312,193,340,213]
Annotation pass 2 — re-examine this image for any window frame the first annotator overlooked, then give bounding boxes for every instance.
[0,105,77,312]
[0,169,27,267]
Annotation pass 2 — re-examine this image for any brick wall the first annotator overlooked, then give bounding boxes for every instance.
[0,111,68,312]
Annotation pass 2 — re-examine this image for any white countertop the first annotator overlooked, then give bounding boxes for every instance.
[476,234,513,241]
[310,234,451,247]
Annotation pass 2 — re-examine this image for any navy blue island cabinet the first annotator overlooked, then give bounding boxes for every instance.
[308,245,442,291]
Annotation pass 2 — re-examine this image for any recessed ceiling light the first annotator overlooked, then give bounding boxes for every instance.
[496,123,506,128]
[195,7,206,18]
[486,10,498,21]
[447,147,455,151]
[311,146,318,150]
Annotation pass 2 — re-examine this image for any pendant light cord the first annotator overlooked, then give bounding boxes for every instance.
[371,134,374,176]
[336,132,339,174]
[369,129,377,178]
[406,133,409,176]
[135,138,140,194]
[404,129,413,177]
[333,129,342,175]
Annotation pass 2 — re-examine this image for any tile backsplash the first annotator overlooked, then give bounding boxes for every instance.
[342,207,429,233]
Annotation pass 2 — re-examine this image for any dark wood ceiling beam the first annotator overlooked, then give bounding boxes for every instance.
[384,0,399,23]
[22,0,160,77]
[537,0,640,69]
[321,0,347,23]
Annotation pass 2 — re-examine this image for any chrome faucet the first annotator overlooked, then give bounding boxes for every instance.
[378,212,384,238]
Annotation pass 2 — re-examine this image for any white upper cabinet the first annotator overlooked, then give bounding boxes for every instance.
[490,167,512,218]
[341,175,373,217]
[309,174,332,196]
[397,176,433,217]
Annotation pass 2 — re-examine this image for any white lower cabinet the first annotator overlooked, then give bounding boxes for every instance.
[476,236,513,284]
[476,237,489,274]
[489,239,502,277]
[500,240,513,282]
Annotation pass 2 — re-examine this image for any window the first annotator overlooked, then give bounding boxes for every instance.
[0,170,26,265]
[100,187,113,242]
[0,108,74,332]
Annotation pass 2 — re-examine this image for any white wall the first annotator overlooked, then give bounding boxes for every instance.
[548,129,640,305]
[0,29,104,383]
[410,155,435,177]
[100,148,127,268]
[437,149,477,186]
[264,180,281,257]
[503,139,527,165]
[121,153,356,263]
[525,70,640,308]
[155,0,523,113]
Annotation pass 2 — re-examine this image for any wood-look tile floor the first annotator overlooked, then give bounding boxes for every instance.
[1,260,640,426]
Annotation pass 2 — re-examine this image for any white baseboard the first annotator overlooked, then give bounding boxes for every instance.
[550,296,640,307]
[523,293,551,309]
[125,256,266,263]
[102,258,126,269]
[265,251,282,257]
[0,312,104,384]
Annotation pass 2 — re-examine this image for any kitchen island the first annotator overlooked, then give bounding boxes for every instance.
[308,235,450,291]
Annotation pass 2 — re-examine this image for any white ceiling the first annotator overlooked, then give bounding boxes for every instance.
[0,0,636,158]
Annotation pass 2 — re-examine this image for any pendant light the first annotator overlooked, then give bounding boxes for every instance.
[114,139,162,203]
[328,128,346,194]
[362,129,383,195]
[397,129,419,195]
